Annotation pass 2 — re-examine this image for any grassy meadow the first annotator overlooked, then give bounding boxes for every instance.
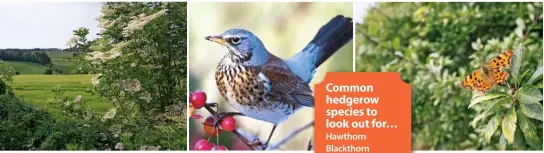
[10,75,111,118]
[4,61,48,74]
[4,51,75,74]
[47,51,75,73]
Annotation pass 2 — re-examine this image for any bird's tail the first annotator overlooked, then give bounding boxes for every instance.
[286,15,353,83]
[308,15,353,67]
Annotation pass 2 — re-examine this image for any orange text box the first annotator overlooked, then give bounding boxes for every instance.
[314,72,411,153]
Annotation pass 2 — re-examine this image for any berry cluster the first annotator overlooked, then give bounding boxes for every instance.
[190,91,236,151]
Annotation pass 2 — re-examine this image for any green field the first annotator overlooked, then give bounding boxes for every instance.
[47,51,76,73]
[4,61,48,74]
[10,75,111,117]
[4,51,76,74]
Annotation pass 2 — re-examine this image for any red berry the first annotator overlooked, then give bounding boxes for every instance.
[220,116,236,132]
[194,139,214,151]
[203,116,221,135]
[190,91,207,109]
[212,145,228,151]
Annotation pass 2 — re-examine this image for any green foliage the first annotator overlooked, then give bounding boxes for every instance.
[469,46,542,150]
[0,50,52,66]
[0,95,116,150]
[68,2,188,150]
[357,2,542,150]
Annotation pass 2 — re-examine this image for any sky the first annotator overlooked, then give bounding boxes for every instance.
[0,2,102,49]
[354,2,375,24]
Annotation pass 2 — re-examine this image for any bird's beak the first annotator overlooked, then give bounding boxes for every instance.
[205,35,226,45]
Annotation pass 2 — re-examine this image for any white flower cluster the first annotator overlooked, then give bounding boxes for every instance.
[139,91,152,103]
[65,36,78,47]
[122,79,141,92]
[85,51,122,62]
[101,107,117,122]
[123,9,168,37]
[91,73,102,87]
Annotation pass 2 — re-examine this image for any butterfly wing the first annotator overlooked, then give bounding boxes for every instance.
[462,70,480,90]
[492,68,509,84]
[462,69,493,92]
[475,73,493,92]
[488,50,513,68]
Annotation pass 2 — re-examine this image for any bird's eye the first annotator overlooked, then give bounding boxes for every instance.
[230,37,241,45]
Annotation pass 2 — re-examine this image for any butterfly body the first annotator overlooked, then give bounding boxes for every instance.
[462,50,513,92]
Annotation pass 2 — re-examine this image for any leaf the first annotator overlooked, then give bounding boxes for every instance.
[484,113,502,143]
[528,66,543,84]
[469,91,508,108]
[518,112,543,150]
[393,37,401,50]
[516,84,543,104]
[511,45,522,84]
[520,102,543,121]
[513,126,526,150]
[502,107,517,144]
[471,98,509,127]
[518,69,530,84]
[499,133,507,150]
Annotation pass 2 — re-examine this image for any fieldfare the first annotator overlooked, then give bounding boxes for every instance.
[206,15,353,148]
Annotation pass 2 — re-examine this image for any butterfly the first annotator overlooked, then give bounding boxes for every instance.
[461,50,513,93]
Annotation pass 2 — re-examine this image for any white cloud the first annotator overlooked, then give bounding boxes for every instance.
[0,2,102,48]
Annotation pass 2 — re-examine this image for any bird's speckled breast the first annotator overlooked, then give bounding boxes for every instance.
[215,58,296,124]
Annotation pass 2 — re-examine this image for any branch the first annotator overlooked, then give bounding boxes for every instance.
[202,104,263,150]
[266,121,315,150]
[307,139,313,150]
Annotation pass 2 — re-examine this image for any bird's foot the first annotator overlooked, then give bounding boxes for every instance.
[205,103,219,108]
[247,139,267,149]
[213,112,245,127]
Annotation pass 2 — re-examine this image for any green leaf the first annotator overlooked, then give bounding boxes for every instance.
[528,66,543,84]
[516,84,543,104]
[513,126,526,150]
[520,102,543,121]
[518,69,530,84]
[484,113,502,143]
[471,98,509,127]
[518,112,543,150]
[511,45,522,85]
[502,107,517,144]
[393,37,401,50]
[499,133,507,150]
[469,91,508,108]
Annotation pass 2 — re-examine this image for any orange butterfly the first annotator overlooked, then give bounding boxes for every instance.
[461,50,513,93]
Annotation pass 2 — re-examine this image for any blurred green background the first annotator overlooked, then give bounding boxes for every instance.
[356,2,543,150]
[189,2,352,150]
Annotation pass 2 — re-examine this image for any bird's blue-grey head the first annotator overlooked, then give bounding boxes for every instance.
[206,29,268,65]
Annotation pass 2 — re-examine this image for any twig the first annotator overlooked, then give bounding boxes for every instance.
[202,104,263,150]
[307,139,313,150]
[266,121,315,150]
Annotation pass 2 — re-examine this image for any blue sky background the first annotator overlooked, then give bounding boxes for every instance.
[0,2,102,48]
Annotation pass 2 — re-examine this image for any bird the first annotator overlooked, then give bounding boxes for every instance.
[205,15,353,148]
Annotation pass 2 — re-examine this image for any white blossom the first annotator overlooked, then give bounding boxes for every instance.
[122,79,141,92]
[85,50,122,62]
[123,9,168,37]
[139,91,152,103]
[115,142,124,150]
[91,73,102,86]
[66,36,78,47]
[101,108,117,122]
[74,95,82,103]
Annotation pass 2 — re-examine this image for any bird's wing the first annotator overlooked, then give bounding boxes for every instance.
[260,54,314,108]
